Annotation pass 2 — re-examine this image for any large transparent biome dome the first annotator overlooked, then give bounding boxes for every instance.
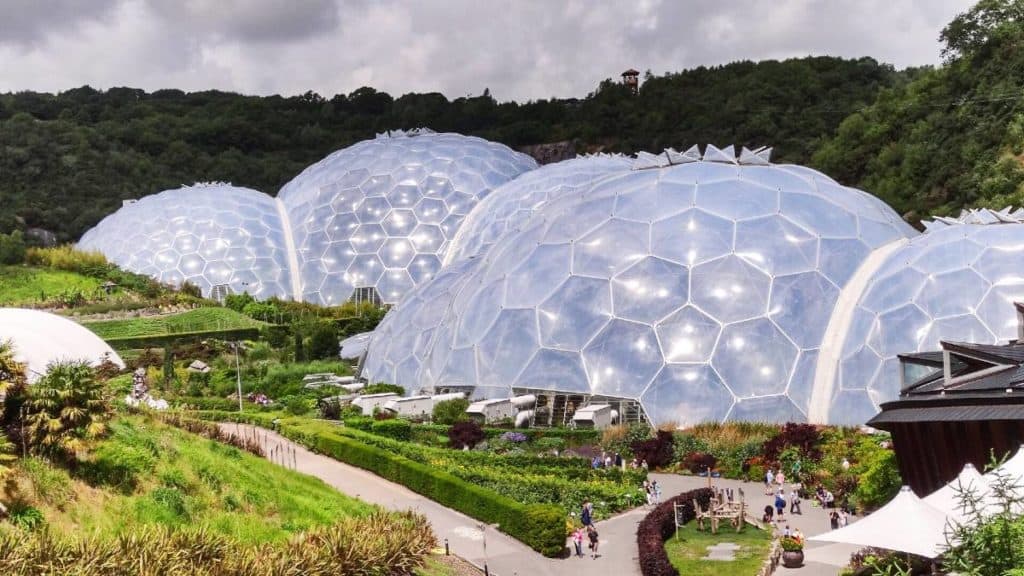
[0,308,125,383]
[362,146,918,426]
[444,154,633,264]
[78,184,293,299]
[825,208,1024,424]
[278,130,537,305]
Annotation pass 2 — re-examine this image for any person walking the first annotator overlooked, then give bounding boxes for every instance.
[581,500,593,527]
[652,480,662,505]
[765,468,774,495]
[587,525,600,558]
[830,511,840,530]
[775,469,786,489]
[573,527,585,557]
[790,488,802,515]
[774,490,786,522]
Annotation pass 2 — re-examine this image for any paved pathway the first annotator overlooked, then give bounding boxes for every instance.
[651,473,862,575]
[220,423,645,576]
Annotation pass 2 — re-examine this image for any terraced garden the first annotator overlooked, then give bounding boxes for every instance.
[83,307,266,342]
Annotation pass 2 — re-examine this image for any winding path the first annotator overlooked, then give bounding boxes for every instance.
[218,423,644,576]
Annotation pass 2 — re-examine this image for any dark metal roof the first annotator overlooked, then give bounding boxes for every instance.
[868,392,1024,427]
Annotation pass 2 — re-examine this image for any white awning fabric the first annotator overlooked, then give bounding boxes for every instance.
[924,463,991,521]
[809,486,952,558]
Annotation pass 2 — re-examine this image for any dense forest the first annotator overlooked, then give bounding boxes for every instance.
[0,56,902,241]
[1,0,1022,242]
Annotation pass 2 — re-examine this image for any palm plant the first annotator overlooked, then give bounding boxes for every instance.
[0,338,27,397]
[0,339,26,477]
[23,361,111,458]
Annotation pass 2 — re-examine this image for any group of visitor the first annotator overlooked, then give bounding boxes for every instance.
[829,509,849,529]
[642,479,661,506]
[246,392,270,406]
[574,501,600,559]
[591,452,624,469]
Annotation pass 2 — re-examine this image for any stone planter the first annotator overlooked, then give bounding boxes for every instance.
[781,549,804,568]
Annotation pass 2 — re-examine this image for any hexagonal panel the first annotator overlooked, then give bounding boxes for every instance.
[641,365,733,427]
[651,209,734,266]
[538,276,612,350]
[611,256,689,323]
[735,216,818,276]
[572,218,650,279]
[656,306,721,363]
[583,319,663,398]
[769,272,840,348]
[712,318,797,398]
[691,255,771,323]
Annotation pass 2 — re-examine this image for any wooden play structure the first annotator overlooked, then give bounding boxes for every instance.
[685,487,763,534]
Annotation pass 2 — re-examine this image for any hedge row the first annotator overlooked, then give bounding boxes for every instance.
[412,422,599,446]
[197,411,567,557]
[103,327,261,350]
[637,488,713,576]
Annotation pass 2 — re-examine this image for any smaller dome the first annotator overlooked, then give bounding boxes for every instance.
[0,308,124,382]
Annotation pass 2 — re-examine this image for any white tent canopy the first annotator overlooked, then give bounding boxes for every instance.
[924,463,991,521]
[810,486,951,558]
[0,308,124,382]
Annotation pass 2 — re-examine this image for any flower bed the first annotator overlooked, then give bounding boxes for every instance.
[637,487,713,576]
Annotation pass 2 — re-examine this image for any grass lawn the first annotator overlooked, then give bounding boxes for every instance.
[83,307,265,340]
[0,265,103,305]
[415,555,481,575]
[17,415,372,543]
[664,524,773,576]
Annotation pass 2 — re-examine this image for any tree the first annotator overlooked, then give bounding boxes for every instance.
[432,397,470,425]
[0,230,25,264]
[941,0,1024,61]
[944,459,1024,574]
[308,323,339,360]
[448,420,484,450]
[23,361,111,458]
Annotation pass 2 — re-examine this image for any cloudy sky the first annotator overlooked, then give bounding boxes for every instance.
[0,0,975,102]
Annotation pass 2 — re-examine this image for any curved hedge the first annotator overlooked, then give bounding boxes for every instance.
[199,411,567,557]
[637,487,713,576]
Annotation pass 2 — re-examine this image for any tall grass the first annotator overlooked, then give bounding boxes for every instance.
[0,511,434,576]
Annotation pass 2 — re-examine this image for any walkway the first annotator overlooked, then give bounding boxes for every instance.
[219,423,643,576]
[651,473,862,575]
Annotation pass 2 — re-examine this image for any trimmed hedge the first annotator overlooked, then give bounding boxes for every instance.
[371,419,412,441]
[103,327,261,350]
[413,422,599,446]
[197,411,567,557]
[637,488,713,576]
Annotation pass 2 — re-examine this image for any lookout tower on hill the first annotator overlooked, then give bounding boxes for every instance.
[621,69,640,94]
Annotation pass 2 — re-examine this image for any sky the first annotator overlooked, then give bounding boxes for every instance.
[0,0,977,102]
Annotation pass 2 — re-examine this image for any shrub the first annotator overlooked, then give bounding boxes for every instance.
[23,360,112,458]
[344,417,373,431]
[8,505,45,531]
[318,397,343,420]
[535,437,565,451]
[631,430,675,469]
[683,452,717,474]
[282,396,313,416]
[780,536,804,551]
[449,420,485,449]
[307,323,339,360]
[762,422,821,463]
[371,419,412,441]
[361,383,405,395]
[0,230,26,264]
[637,488,713,576]
[853,449,901,512]
[81,441,157,491]
[431,397,470,425]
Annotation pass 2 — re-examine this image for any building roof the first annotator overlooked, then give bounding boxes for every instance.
[621,69,640,76]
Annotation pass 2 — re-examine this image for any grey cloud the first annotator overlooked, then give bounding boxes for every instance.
[143,0,341,43]
[0,0,119,46]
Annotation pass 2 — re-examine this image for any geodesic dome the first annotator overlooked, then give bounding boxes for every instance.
[444,154,633,264]
[0,308,124,383]
[278,130,537,305]
[823,208,1024,424]
[78,184,293,299]
[362,145,918,425]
